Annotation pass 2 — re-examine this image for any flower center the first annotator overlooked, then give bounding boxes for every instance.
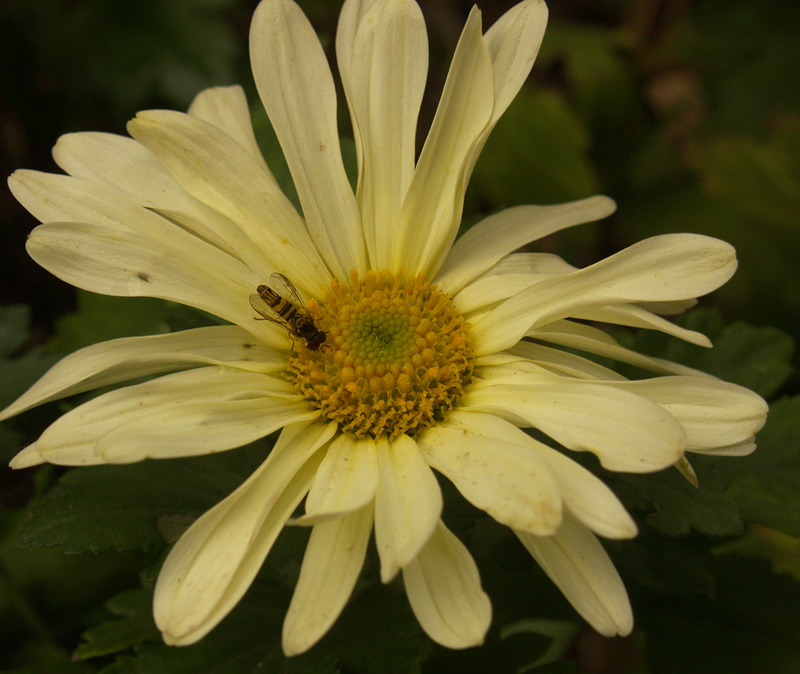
[286,270,473,440]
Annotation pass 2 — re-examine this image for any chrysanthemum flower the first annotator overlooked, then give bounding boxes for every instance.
[3,0,767,656]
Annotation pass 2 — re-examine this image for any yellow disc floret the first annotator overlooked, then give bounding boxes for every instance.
[286,270,473,440]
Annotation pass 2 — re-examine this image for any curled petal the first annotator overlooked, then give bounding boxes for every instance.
[156,421,336,645]
[374,435,442,582]
[472,234,737,356]
[403,521,492,649]
[515,511,633,637]
[283,504,373,655]
[300,433,378,523]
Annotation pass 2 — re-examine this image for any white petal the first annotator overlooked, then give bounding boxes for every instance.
[505,341,626,381]
[127,110,331,297]
[96,398,319,464]
[454,272,542,314]
[187,85,274,178]
[347,0,427,269]
[300,433,378,522]
[444,411,637,540]
[483,0,549,124]
[282,504,373,655]
[594,377,768,450]
[420,0,551,279]
[416,425,562,535]
[690,439,757,456]
[374,435,442,582]
[335,0,380,196]
[515,511,633,637]
[575,304,712,347]
[530,320,713,377]
[462,375,686,472]
[52,132,252,262]
[250,0,366,279]
[403,521,491,649]
[395,7,493,275]
[25,221,283,347]
[9,445,45,470]
[436,200,614,299]
[471,234,737,356]
[30,368,309,465]
[156,421,335,645]
[0,326,284,423]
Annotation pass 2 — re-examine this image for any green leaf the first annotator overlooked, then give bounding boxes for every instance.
[17,442,268,554]
[618,308,794,399]
[321,586,428,674]
[74,587,160,660]
[615,528,716,597]
[692,121,800,230]
[0,304,61,413]
[470,90,599,206]
[0,305,31,358]
[49,292,175,354]
[722,396,800,537]
[2,642,96,674]
[612,462,744,538]
[100,583,338,674]
[672,0,800,137]
[640,555,800,674]
[25,0,241,111]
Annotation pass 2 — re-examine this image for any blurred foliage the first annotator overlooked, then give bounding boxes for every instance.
[2,0,800,672]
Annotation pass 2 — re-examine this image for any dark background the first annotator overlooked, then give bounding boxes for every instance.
[1,1,799,672]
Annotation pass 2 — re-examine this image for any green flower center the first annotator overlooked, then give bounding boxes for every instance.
[285,270,473,440]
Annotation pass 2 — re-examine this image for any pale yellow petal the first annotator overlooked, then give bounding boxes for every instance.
[282,505,373,655]
[300,433,378,522]
[395,7,493,275]
[374,435,442,582]
[515,511,633,637]
[250,0,367,278]
[347,0,427,269]
[416,425,562,535]
[463,375,686,472]
[157,421,335,645]
[0,326,284,423]
[472,234,736,356]
[403,521,491,649]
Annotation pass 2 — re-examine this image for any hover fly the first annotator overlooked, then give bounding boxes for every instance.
[249,273,327,351]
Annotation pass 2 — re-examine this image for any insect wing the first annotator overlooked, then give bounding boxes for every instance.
[269,273,309,312]
[249,292,291,330]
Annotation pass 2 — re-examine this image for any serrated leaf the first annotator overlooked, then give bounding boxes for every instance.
[613,463,745,538]
[18,442,268,553]
[75,588,160,660]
